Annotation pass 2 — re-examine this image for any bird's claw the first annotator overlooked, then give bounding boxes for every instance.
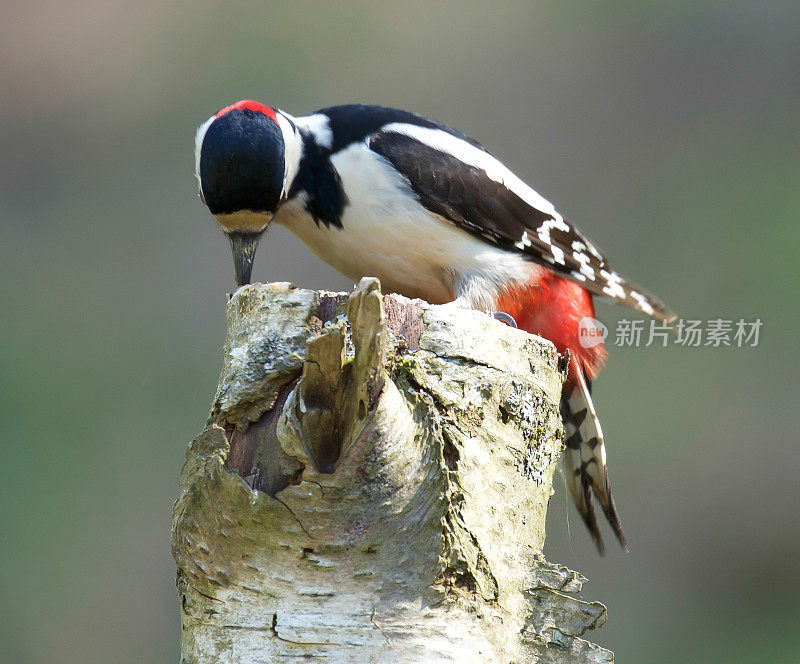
[492,311,518,328]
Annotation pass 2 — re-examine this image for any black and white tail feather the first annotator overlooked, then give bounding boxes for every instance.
[561,363,628,555]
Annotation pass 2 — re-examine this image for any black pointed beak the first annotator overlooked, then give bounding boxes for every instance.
[227,232,262,288]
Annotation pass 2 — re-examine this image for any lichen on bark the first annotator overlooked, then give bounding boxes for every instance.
[172,278,613,663]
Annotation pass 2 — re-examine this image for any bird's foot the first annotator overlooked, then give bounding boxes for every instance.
[492,311,518,328]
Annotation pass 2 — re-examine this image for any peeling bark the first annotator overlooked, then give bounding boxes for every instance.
[172,278,613,663]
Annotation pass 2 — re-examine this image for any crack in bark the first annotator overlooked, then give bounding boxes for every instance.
[270,613,342,647]
[370,608,391,645]
[272,495,314,540]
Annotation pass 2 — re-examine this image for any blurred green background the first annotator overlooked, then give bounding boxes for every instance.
[2,1,798,662]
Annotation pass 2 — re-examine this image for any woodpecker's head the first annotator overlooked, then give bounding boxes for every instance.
[195,100,300,288]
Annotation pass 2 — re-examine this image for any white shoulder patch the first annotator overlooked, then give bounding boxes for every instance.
[294,113,334,149]
[378,122,560,219]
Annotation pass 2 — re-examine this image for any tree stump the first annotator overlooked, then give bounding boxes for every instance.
[172,278,613,663]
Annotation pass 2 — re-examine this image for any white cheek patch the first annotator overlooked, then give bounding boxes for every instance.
[194,115,216,197]
[275,111,303,200]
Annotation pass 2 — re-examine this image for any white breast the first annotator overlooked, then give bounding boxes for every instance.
[274,142,536,308]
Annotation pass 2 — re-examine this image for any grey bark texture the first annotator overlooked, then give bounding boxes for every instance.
[172,278,613,663]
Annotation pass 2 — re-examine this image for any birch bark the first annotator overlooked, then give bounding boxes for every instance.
[172,278,613,663]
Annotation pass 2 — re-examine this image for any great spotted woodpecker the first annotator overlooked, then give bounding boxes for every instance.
[194,100,674,553]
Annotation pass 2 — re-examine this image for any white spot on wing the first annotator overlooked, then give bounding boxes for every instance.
[538,217,570,234]
[585,241,603,260]
[514,230,532,250]
[571,250,596,279]
[535,218,571,265]
[600,269,626,299]
[630,290,655,315]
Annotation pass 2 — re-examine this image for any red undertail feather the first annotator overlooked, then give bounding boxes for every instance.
[496,273,626,554]
[495,274,606,381]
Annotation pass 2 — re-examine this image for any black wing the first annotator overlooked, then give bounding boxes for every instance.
[368,126,674,321]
